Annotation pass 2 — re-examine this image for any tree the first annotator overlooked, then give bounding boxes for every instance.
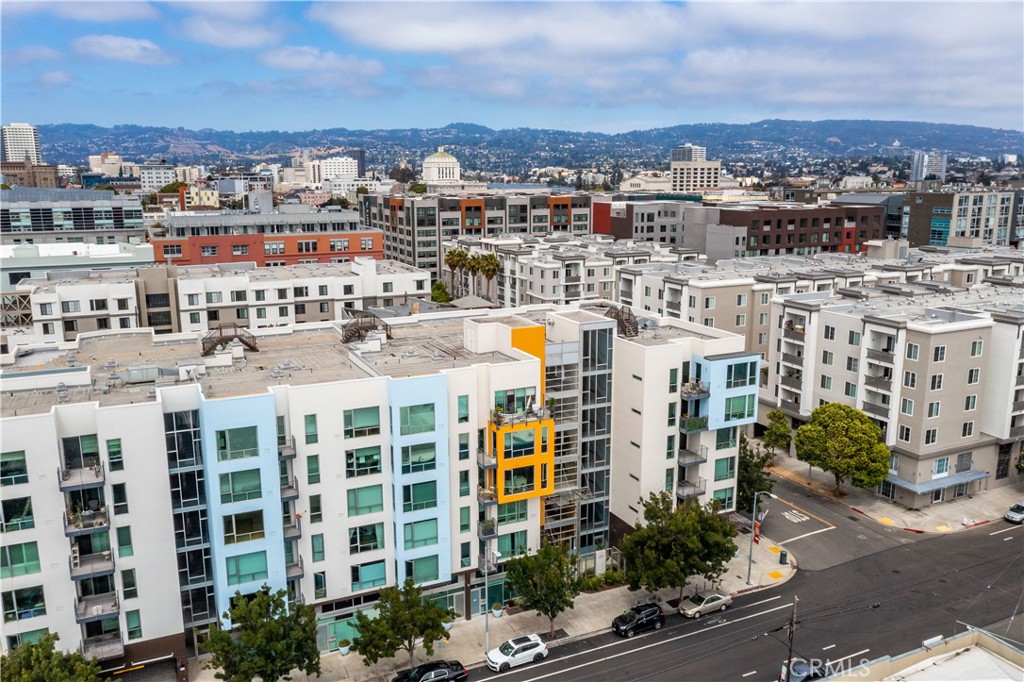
[351,578,451,668]
[1,633,103,682]
[737,433,774,515]
[355,186,369,195]
[794,403,890,495]
[388,165,416,183]
[466,253,483,297]
[504,539,582,638]
[408,182,427,194]
[319,196,349,209]
[157,181,188,194]
[476,253,501,300]
[620,492,737,601]
[203,587,320,682]
[443,249,468,296]
[431,280,451,304]
[762,409,792,461]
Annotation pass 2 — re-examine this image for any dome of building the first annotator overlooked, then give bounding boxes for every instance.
[422,146,461,183]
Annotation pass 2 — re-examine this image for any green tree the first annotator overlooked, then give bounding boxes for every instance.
[737,433,774,514]
[408,182,428,194]
[356,186,369,195]
[443,249,468,296]
[157,181,188,194]
[794,403,890,495]
[476,252,501,300]
[466,253,483,297]
[1,633,103,682]
[351,578,451,668]
[694,497,740,586]
[762,409,792,461]
[203,587,320,682]
[319,196,349,209]
[504,539,582,638]
[431,280,452,304]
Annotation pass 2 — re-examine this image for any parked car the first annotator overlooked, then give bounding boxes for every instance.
[779,658,828,682]
[486,634,548,672]
[612,602,665,637]
[679,590,733,618]
[392,660,468,682]
[1005,502,1024,524]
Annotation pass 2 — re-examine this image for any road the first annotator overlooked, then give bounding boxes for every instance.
[471,493,1023,681]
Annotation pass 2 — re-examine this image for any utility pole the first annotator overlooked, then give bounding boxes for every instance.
[785,596,799,682]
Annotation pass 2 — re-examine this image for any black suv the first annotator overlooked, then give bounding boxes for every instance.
[612,602,665,637]
[392,660,468,682]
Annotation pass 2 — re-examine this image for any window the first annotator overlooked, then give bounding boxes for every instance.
[820,375,832,390]
[223,511,264,544]
[349,523,384,553]
[63,320,78,333]
[278,306,289,317]
[704,296,715,309]
[190,312,201,324]
[927,401,941,418]
[669,368,678,393]
[736,294,747,306]
[970,340,983,357]
[504,429,537,458]
[304,494,321,524]
[307,455,320,484]
[311,534,324,562]
[703,317,714,327]
[821,350,834,365]
[760,292,770,305]
[403,482,437,512]
[206,291,223,304]
[3,587,45,622]
[304,414,318,444]
[933,345,946,362]
[255,290,266,301]
[904,371,917,389]
[351,560,386,590]
[898,425,911,442]
[404,519,438,549]
[1,542,40,578]
[458,395,469,423]
[712,487,734,511]
[735,314,747,327]
[405,555,439,583]
[346,446,381,477]
[297,241,317,254]
[715,427,736,450]
[107,439,123,472]
[318,285,328,296]
[401,442,436,474]
[459,470,470,497]
[314,572,327,600]
[458,506,472,533]
[962,421,974,437]
[905,343,919,360]
[900,398,914,416]
[121,569,137,599]
[933,456,948,474]
[724,395,755,421]
[344,407,380,438]
[497,500,528,524]
[225,551,268,585]
[1,497,34,532]
[89,298,108,312]
[117,526,133,557]
[112,483,128,515]
[848,331,861,346]
[967,368,980,385]
[930,374,943,391]
[667,402,676,427]
[163,245,182,257]
[347,485,384,516]
[844,382,857,398]
[400,404,435,435]
[219,469,261,504]
[39,303,52,316]
[846,357,859,373]
[496,531,527,557]
[714,456,736,481]
[216,426,258,461]
[964,395,977,411]
[235,308,248,319]
[824,325,835,340]
[726,361,758,388]
[61,300,81,313]
[925,429,938,445]
[230,290,247,302]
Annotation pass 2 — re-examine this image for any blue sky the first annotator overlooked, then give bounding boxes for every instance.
[2,1,1022,133]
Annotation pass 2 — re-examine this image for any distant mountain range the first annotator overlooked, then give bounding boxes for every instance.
[37,119,1023,171]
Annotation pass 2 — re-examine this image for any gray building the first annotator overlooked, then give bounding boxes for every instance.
[0,188,145,245]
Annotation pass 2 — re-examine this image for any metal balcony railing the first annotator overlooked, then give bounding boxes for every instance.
[862,402,890,418]
[677,444,708,467]
[58,462,105,491]
[680,416,709,433]
[676,477,707,500]
[75,592,119,623]
[866,348,895,364]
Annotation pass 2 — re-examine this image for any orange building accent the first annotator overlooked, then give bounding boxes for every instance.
[151,232,384,266]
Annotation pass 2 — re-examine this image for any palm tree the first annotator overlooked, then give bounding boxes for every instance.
[466,253,483,297]
[443,249,468,296]
[477,253,501,301]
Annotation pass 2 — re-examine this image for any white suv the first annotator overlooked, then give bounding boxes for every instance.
[486,634,549,672]
[1005,502,1024,524]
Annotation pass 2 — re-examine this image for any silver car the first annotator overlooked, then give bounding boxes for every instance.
[679,590,733,618]
[1005,502,1024,524]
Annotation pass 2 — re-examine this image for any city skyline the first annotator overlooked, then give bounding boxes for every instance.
[2,1,1022,134]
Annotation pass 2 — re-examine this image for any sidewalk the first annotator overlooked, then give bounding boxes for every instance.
[766,446,1023,534]
[188,534,795,682]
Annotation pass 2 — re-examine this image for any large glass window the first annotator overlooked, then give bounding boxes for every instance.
[1,497,33,532]
[493,387,538,414]
[216,426,259,461]
[726,361,758,388]
[225,551,268,585]
[2,586,45,622]
[344,407,381,438]
[220,470,261,504]
[457,395,469,423]
[403,481,437,512]
[311,534,324,562]
[404,519,439,549]
[346,446,381,477]
[459,506,471,532]
[309,494,322,523]
[307,455,320,484]
[347,485,384,516]
[504,429,535,458]
[62,435,100,468]
[713,487,735,510]
[117,526,133,558]
[497,500,528,524]
[126,610,142,640]
[107,439,123,472]
[496,531,527,557]
[314,572,327,600]
[304,415,318,444]
[405,555,439,583]
[223,511,264,544]
[351,560,386,590]
[400,404,435,436]
[1,542,40,578]
[503,466,535,495]
[401,443,436,474]
[715,427,737,450]
[349,523,384,553]
[723,395,755,422]
[458,433,470,461]
[714,457,736,481]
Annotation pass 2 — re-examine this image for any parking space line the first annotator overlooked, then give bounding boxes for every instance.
[821,644,836,651]
[741,671,757,677]
[826,648,870,668]
[780,527,835,545]
[990,526,1017,536]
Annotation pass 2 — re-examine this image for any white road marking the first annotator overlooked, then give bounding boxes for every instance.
[741,671,757,677]
[740,595,782,609]
[821,644,836,651]
[1005,536,1016,542]
[782,509,811,523]
[780,527,836,545]
[826,648,870,667]
[989,526,1018,536]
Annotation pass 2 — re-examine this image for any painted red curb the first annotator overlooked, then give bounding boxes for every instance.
[850,507,866,515]
[964,519,991,528]
[902,527,927,534]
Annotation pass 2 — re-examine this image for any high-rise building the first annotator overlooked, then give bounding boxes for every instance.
[1,123,41,164]
[669,145,720,193]
[902,190,1016,247]
[910,151,947,182]
[671,143,706,162]
[344,148,367,178]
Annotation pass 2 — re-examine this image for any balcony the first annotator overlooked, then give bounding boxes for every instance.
[864,375,893,391]
[1012,400,1024,413]
[778,400,803,418]
[477,487,498,505]
[490,406,552,427]
[478,519,498,539]
[283,522,302,541]
[676,477,707,500]
[286,555,304,580]
[64,509,109,537]
[781,375,803,390]
[477,448,497,470]
[783,327,805,341]
[866,348,895,364]
[69,551,114,580]
[280,477,299,501]
[677,444,708,467]
[862,402,890,418]
[781,352,804,367]
[1018,346,1024,359]
[59,463,104,492]
[81,633,124,661]
[75,593,119,623]
[666,300,681,312]
[680,416,709,433]
[564,274,581,283]
[680,381,710,400]
[1017,375,1024,387]
[278,436,296,460]
[1010,425,1024,439]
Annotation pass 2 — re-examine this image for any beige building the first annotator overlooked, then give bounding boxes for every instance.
[670,160,721,193]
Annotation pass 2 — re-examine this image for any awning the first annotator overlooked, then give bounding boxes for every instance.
[885,470,990,495]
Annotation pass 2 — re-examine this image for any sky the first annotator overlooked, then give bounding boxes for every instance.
[2,0,1023,134]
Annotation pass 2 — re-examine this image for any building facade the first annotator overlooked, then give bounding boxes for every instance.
[0,189,146,246]
[902,190,1016,248]
[1,124,41,164]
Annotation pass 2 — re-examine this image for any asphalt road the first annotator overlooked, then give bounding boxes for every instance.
[473,518,1023,682]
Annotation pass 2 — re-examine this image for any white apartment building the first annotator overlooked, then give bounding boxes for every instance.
[1,124,41,165]
[670,160,721,193]
[139,163,177,193]
[306,157,359,186]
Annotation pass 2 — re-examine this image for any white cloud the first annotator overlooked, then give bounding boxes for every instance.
[176,2,269,20]
[73,34,175,64]
[38,70,72,87]
[3,1,159,22]
[260,46,384,77]
[3,45,62,65]
[180,15,279,48]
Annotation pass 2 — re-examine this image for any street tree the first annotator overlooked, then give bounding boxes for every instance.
[443,249,468,296]
[203,586,320,682]
[737,433,774,514]
[431,280,452,304]
[762,409,792,461]
[794,403,890,494]
[1,633,103,682]
[694,497,740,586]
[351,578,452,668]
[504,539,582,638]
[476,253,501,300]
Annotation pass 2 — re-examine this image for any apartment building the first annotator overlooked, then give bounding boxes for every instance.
[1,188,146,246]
[902,190,1017,248]
[360,192,593,277]
[670,160,721,193]
[766,284,1024,508]
[1,123,41,164]
[151,205,383,267]
[0,242,154,293]
[0,161,59,189]
[591,198,706,244]
[139,162,176,193]
[17,258,430,342]
[910,151,948,183]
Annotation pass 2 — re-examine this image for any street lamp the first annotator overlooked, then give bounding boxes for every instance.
[483,547,501,657]
[746,491,778,585]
